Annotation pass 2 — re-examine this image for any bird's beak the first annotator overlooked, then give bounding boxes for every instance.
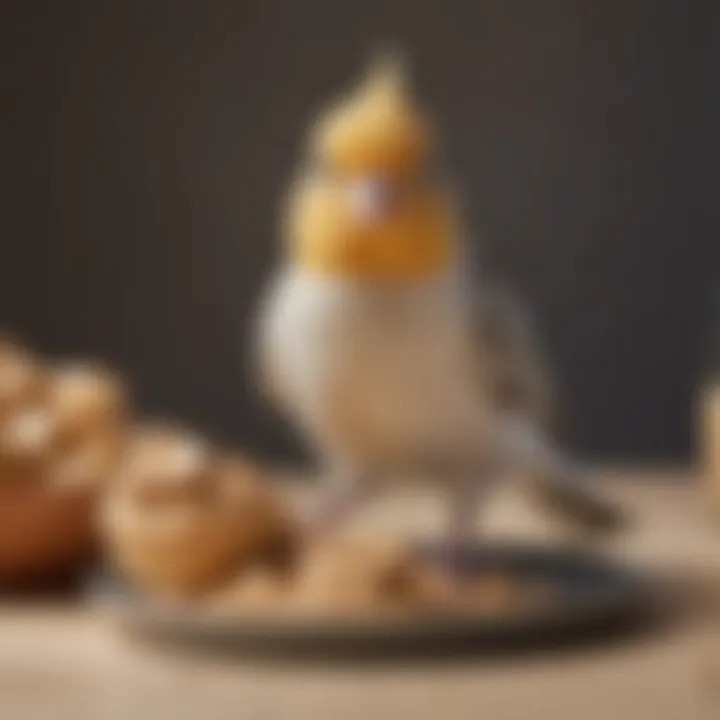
[346,176,396,222]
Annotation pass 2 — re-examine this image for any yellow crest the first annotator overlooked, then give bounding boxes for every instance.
[285,54,458,279]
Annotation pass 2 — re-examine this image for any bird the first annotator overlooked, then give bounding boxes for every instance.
[256,55,623,555]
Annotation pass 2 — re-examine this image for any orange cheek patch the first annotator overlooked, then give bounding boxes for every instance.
[291,222,452,280]
[286,174,454,280]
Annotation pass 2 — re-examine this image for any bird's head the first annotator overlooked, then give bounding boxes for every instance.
[284,55,458,280]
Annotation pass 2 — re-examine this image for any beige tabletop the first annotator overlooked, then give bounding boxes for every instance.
[1,469,719,720]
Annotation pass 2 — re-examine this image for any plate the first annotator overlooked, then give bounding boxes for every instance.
[93,543,653,659]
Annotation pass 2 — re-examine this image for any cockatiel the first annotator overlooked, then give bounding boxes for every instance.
[258,57,623,549]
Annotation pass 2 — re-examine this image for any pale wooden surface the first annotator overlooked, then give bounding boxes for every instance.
[2,469,720,720]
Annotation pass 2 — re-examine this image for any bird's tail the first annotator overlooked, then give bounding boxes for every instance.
[527,462,627,534]
[500,416,627,534]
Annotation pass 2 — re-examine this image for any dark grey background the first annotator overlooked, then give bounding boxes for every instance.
[0,0,717,460]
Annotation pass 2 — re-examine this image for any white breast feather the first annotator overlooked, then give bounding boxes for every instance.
[259,268,493,467]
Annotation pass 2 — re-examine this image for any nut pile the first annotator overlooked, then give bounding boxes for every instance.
[0,337,128,584]
[101,424,296,599]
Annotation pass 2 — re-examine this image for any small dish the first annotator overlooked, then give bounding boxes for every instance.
[93,542,653,659]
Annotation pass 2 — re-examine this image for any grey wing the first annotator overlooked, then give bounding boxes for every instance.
[473,280,556,430]
[474,280,625,533]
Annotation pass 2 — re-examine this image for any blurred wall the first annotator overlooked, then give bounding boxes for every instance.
[0,0,716,460]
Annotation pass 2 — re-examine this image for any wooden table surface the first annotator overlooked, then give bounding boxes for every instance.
[2,469,719,720]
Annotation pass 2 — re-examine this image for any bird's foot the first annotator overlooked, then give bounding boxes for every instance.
[436,536,477,582]
[303,505,348,539]
[303,481,366,539]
